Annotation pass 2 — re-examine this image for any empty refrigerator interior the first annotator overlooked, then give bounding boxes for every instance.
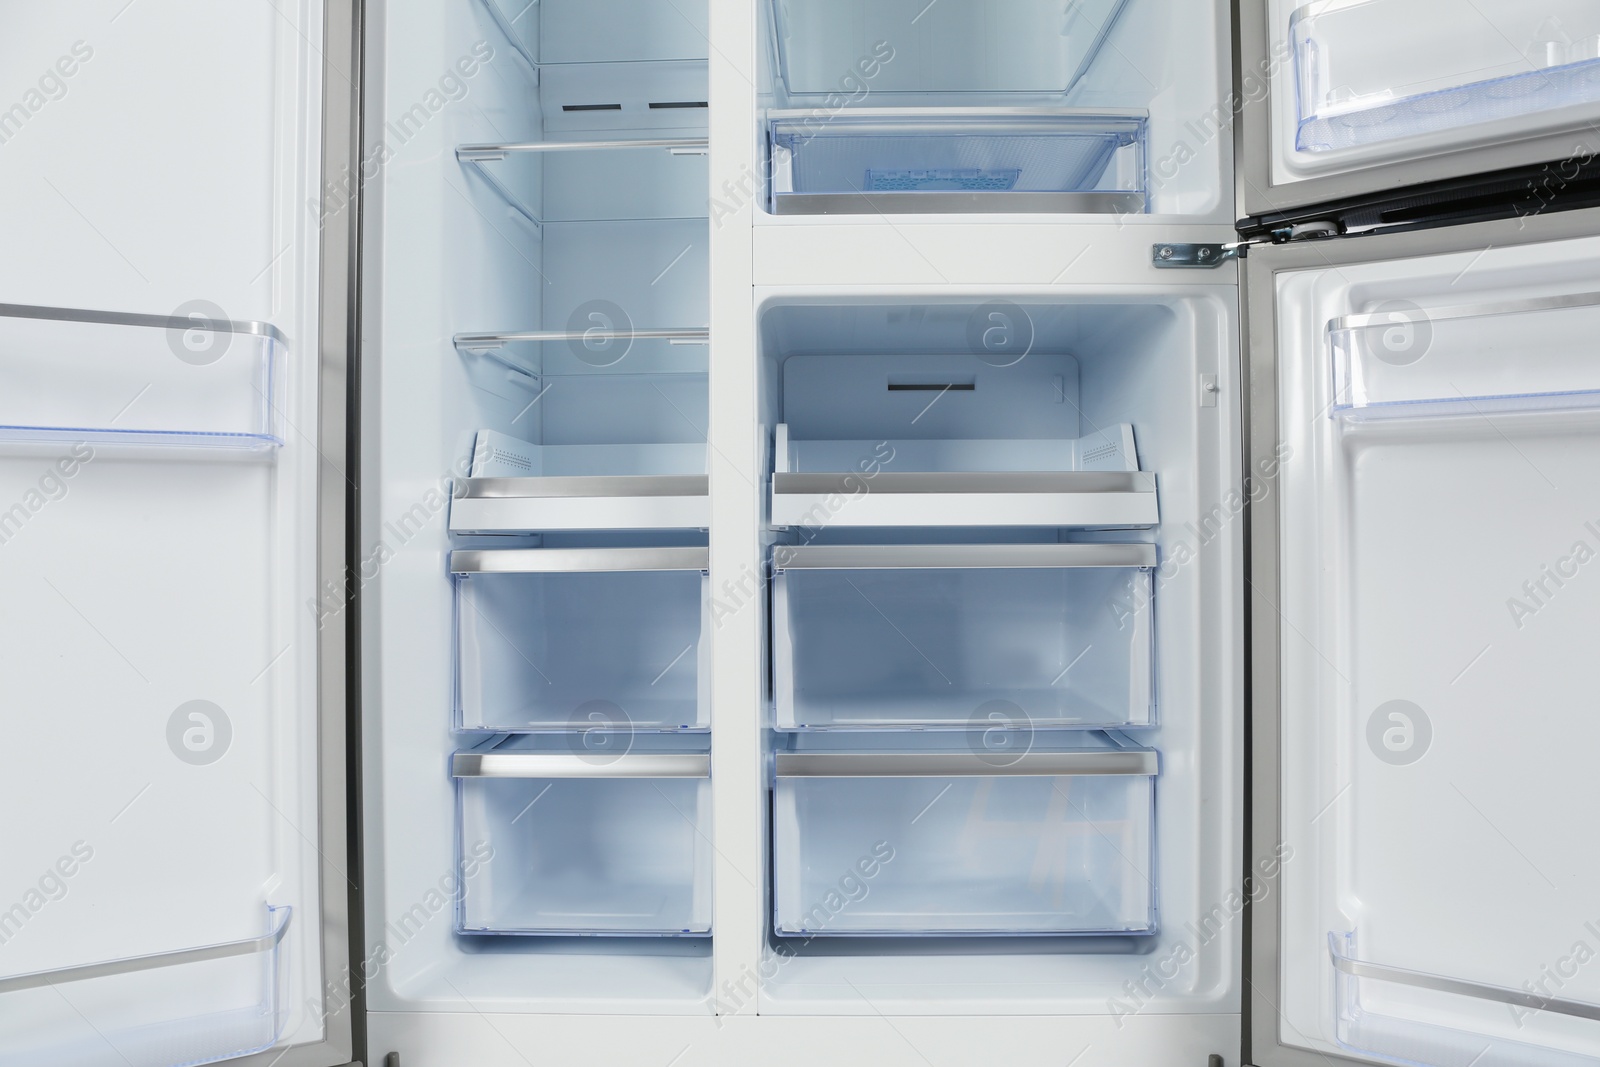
[756,0,1232,215]
[753,297,1242,1013]
[366,0,714,1013]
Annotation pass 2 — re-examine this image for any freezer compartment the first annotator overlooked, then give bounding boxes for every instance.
[0,905,289,1067]
[451,548,710,732]
[1329,291,1600,419]
[771,735,1157,936]
[454,737,712,936]
[773,544,1156,730]
[769,0,1130,98]
[1329,933,1600,1067]
[0,304,282,452]
[451,430,708,532]
[768,111,1146,216]
[1290,0,1600,154]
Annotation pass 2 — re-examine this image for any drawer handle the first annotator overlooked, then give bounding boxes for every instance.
[450,547,710,574]
[773,543,1155,571]
[453,752,711,779]
[774,751,1157,778]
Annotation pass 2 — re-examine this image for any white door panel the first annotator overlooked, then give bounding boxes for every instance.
[0,3,351,1066]
[1250,211,1600,1066]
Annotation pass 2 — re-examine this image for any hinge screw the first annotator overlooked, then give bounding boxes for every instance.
[1198,247,1212,260]
[1158,246,1174,260]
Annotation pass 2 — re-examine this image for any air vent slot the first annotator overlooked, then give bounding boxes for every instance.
[650,101,709,109]
[563,103,623,112]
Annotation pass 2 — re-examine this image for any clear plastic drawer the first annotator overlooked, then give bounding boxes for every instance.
[768,111,1146,215]
[772,735,1157,937]
[454,737,712,937]
[773,544,1155,730]
[451,548,710,732]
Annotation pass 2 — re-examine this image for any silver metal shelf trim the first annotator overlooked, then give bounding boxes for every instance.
[774,543,1156,571]
[1331,947,1600,1022]
[457,138,711,162]
[775,751,1158,778]
[454,327,709,352]
[0,907,291,995]
[772,471,1154,495]
[453,752,711,779]
[0,302,287,347]
[455,475,709,499]
[450,546,710,574]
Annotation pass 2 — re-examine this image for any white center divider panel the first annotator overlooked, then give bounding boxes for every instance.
[772,734,1157,937]
[772,543,1156,729]
[451,548,711,732]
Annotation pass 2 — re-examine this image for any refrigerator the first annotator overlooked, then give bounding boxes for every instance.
[0,1,1597,1066]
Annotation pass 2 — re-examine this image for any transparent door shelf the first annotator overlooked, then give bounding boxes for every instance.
[770,0,1130,99]
[768,111,1146,215]
[0,304,284,452]
[450,430,709,532]
[771,735,1157,937]
[773,544,1155,730]
[772,422,1156,528]
[1290,0,1600,153]
[0,905,289,1067]
[454,736,712,936]
[1329,291,1600,419]
[452,548,710,732]
[1330,933,1600,1066]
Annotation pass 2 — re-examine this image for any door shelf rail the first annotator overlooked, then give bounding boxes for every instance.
[0,905,291,1067]
[0,303,286,453]
[1330,931,1600,1065]
[1330,290,1600,419]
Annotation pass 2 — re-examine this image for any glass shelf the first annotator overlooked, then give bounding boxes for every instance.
[772,422,1157,528]
[0,905,290,1067]
[768,110,1146,215]
[450,430,709,533]
[1290,0,1600,153]
[457,138,709,228]
[0,304,284,452]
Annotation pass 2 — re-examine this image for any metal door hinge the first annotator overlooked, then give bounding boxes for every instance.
[1152,242,1245,268]
[1153,219,1341,269]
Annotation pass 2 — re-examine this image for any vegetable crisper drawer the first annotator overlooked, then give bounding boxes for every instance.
[451,548,710,732]
[454,743,712,936]
[772,741,1158,936]
[773,544,1156,730]
[1290,0,1600,153]
[768,111,1147,215]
